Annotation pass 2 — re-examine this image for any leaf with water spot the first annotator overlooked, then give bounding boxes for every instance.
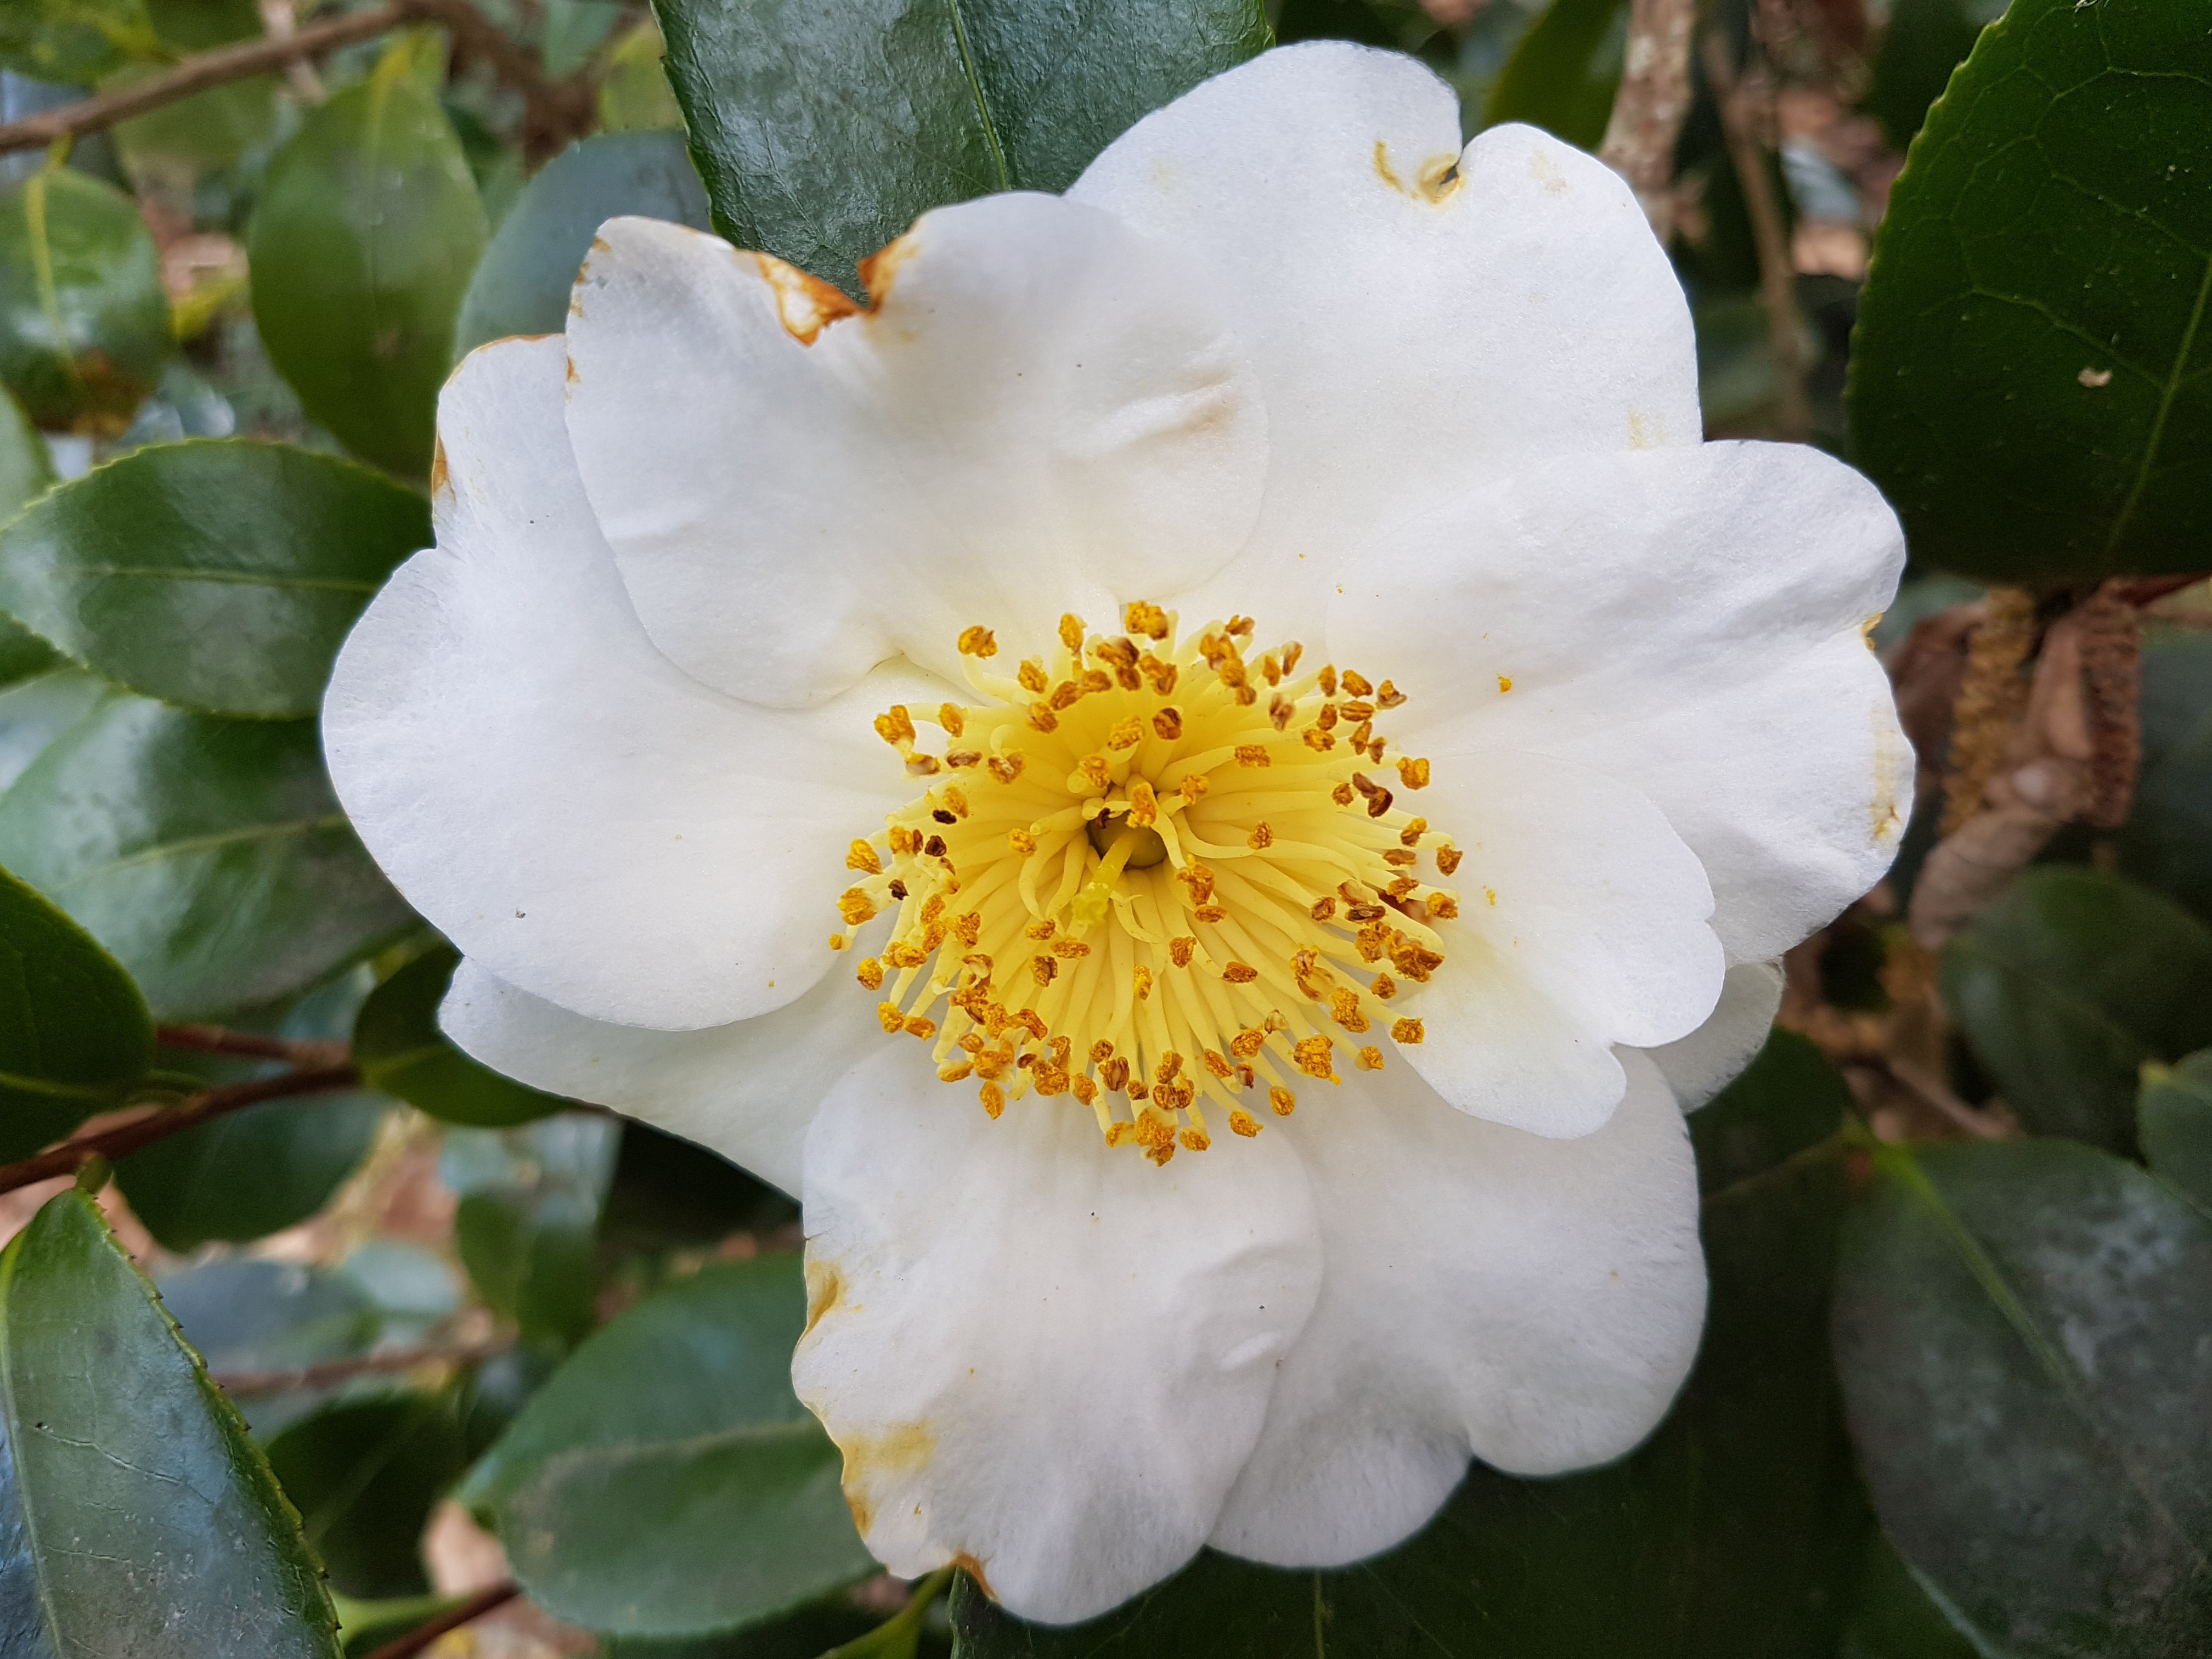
[1848,0,2212,580]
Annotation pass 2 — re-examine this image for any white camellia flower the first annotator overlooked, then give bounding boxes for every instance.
[324,41,1909,1625]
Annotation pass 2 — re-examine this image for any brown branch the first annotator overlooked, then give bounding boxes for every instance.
[1599,0,1699,236]
[2079,579,2143,829]
[0,1066,359,1195]
[358,1584,520,1659]
[1701,29,1812,442]
[156,1023,348,1066]
[215,1336,513,1398]
[0,1,428,155]
[414,0,597,161]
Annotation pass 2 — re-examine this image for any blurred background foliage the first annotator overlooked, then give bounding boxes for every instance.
[0,0,2207,1654]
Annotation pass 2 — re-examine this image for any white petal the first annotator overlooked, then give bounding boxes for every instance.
[323,336,928,1031]
[1331,441,1910,964]
[1071,42,1699,640]
[1640,959,1785,1111]
[1210,1049,1705,1567]
[791,1045,1322,1624]
[440,957,894,1197]
[563,198,1266,708]
[1402,751,1722,1137]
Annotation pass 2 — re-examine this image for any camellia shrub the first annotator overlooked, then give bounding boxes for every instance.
[0,0,2204,1655]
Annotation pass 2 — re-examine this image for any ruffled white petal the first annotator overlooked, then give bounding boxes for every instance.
[1209,1048,1704,1567]
[1072,42,1700,641]
[1402,751,1722,1136]
[1330,441,1909,965]
[563,196,1266,708]
[1640,959,1785,1111]
[440,957,892,1197]
[324,335,929,1032]
[791,1046,1322,1624]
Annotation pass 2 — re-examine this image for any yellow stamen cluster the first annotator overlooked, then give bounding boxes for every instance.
[835,605,1462,1165]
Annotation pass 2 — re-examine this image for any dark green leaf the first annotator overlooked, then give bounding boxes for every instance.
[956,1036,1865,1657]
[1940,867,2212,1150]
[160,1256,388,1434]
[356,944,570,1127]
[1832,1139,2212,1656]
[598,1595,883,1658]
[0,1190,342,1658]
[1481,0,1626,151]
[0,388,60,693]
[602,1119,799,1254]
[0,439,430,718]
[264,1391,466,1599]
[461,1253,873,1636]
[249,33,489,477]
[119,968,388,1251]
[0,856,151,1159]
[1837,1530,1982,1659]
[453,129,709,359]
[657,0,1270,292]
[0,164,172,434]
[0,693,414,1018]
[1847,0,2212,581]
[2139,1050,2212,1214]
[444,1114,619,1345]
[1865,0,2003,150]
[2118,625,2212,921]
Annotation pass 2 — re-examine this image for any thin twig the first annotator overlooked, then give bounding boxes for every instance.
[358,1584,521,1659]
[1883,1056,2015,1140]
[214,1336,514,1398]
[0,1,422,154]
[0,1066,360,1194]
[1598,0,1699,236]
[416,0,596,160]
[1700,29,1811,441]
[156,1023,348,1066]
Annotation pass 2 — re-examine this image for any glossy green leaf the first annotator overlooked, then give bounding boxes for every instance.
[444,1113,619,1345]
[265,1391,466,1600]
[2118,625,2212,922]
[0,856,151,1159]
[0,164,171,434]
[1481,0,1626,151]
[249,34,489,477]
[657,0,1270,292]
[597,18,686,131]
[452,129,709,360]
[0,391,59,691]
[0,670,110,794]
[2139,1049,2212,1214]
[1866,0,2004,150]
[117,968,391,1250]
[597,1596,886,1658]
[0,439,430,717]
[462,1253,874,1637]
[0,693,415,1018]
[1848,0,2212,581]
[956,1032,1866,1657]
[356,944,569,1127]
[1833,1139,2212,1656]
[0,1190,342,1658]
[1940,867,2212,1150]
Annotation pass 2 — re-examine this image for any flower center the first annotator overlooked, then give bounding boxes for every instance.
[832,604,1464,1165]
